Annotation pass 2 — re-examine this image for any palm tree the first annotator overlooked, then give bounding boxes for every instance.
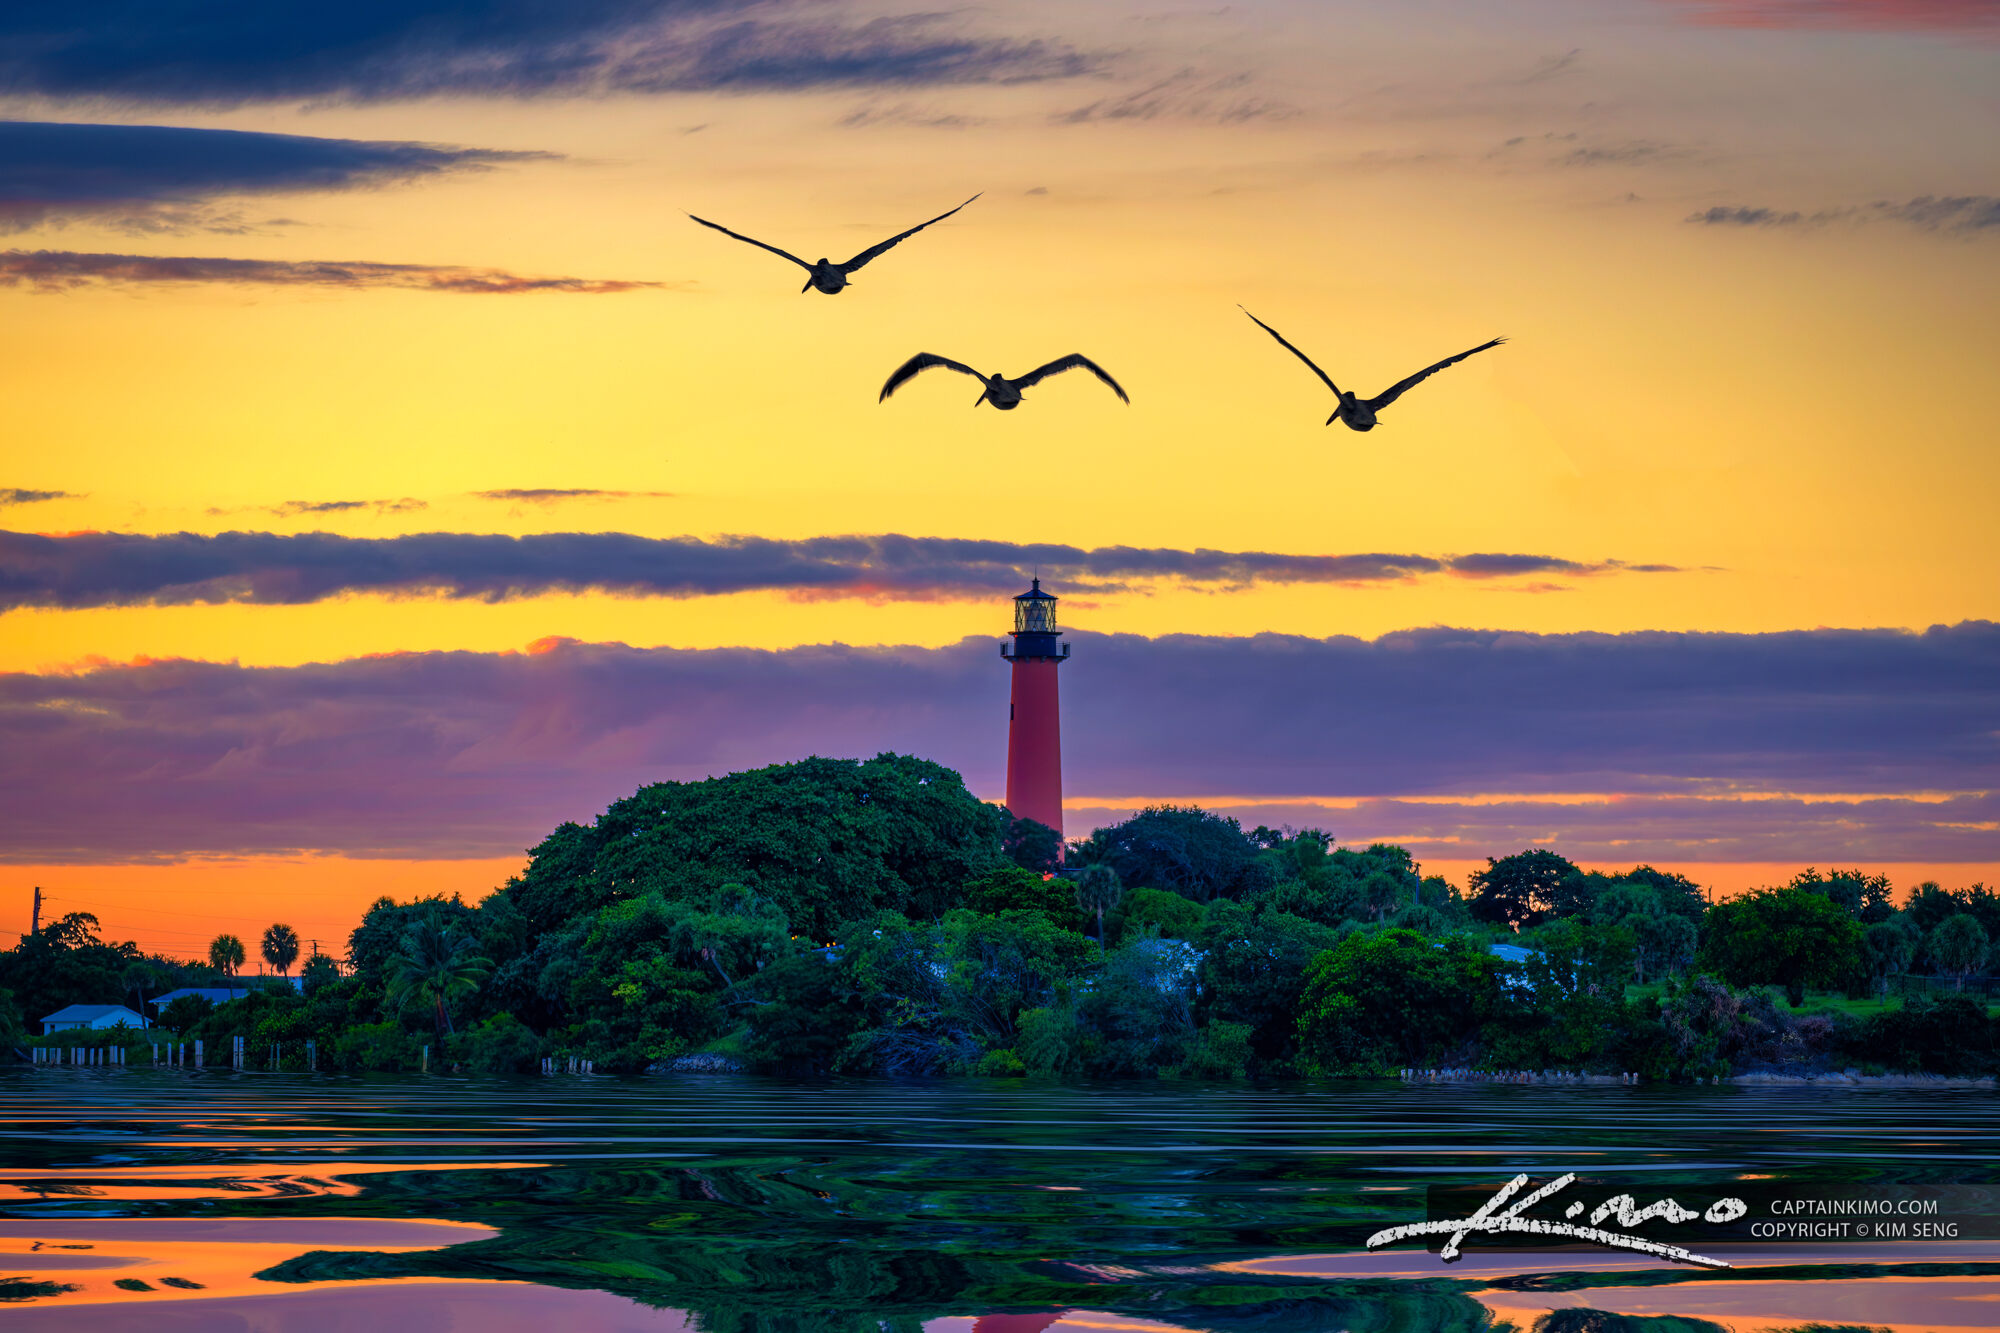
[387,918,492,1036]
[1072,863,1124,944]
[208,933,246,978]
[261,923,300,977]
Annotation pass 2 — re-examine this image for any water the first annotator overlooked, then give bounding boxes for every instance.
[2,1072,1995,1331]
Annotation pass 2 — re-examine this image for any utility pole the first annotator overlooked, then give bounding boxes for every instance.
[30,886,41,934]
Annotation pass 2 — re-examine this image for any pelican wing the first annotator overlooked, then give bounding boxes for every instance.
[1012,354,1130,403]
[1241,306,1342,399]
[880,353,985,401]
[841,194,981,271]
[1369,337,1506,410]
[688,214,813,271]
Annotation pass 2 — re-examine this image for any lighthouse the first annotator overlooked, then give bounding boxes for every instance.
[1002,578,1069,839]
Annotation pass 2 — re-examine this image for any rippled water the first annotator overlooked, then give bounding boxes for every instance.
[2,1071,1995,1331]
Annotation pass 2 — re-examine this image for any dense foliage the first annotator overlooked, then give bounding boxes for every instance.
[7,757,1995,1080]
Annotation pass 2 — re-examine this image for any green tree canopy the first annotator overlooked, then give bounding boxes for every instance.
[1468,849,1578,929]
[1697,886,1865,1006]
[1864,918,1919,998]
[1073,805,1269,903]
[1001,815,1063,874]
[1926,914,1990,992]
[964,867,1087,934]
[500,754,1007,940]
[1297,929,1501,1071]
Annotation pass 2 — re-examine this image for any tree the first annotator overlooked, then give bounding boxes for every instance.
[1073,805,1268,903]
[208,933,246,978]
[1790,868,1895,924]
[964,867,1088,934]
[0,914,139,1024]
[1593,885,1694,984]
[388,917,493,1036]
[1468,849,1578,930]
[261,923,300,977]
[1864,919,1918,998]
[1069,863,1123,943]
[499,754,1008,939]
[1359,871,1406,923]
[300,952,341,992]
[1002,815,1063,874]
[1697,887,1865,1007]
[1296,929,1500,1070]
[1196,901,1340,1070]
[1926,914,1990,993]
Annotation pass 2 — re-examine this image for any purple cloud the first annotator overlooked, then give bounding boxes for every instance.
[0,250,663,294]
[0,121,542,234]
[0,530,1681,611]
[1,623,1993,863]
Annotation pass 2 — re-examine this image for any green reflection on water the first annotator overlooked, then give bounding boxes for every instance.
[4,1076,1998,1332]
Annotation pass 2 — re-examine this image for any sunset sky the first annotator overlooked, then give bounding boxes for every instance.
[3,0,1997,961]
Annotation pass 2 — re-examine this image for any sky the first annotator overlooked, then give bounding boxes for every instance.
[2,0,1997,961]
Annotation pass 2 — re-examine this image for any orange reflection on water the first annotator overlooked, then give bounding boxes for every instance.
[1477,1275,2000,1333]
[0,1215,500,1309]
[0,1159,545,1203]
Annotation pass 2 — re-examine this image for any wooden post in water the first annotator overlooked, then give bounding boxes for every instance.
[422,1044,430,1073]
[194,1039,203,1067]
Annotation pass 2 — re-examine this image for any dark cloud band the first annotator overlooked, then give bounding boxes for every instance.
[1,623,1992,862]
[0,4,1093,106]
[0,530,1681,611]
[0,250,661,294]
[0,120,542,234]
[1687,196,2000,233]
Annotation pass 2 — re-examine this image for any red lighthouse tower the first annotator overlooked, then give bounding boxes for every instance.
[1002,578,1069,839]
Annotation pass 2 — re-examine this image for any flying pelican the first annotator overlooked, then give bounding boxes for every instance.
[1241,307,1505,430]
[689,194,980,294]
[879,353,1130,411]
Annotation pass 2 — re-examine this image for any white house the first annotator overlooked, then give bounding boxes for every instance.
[40,1004,147,1035]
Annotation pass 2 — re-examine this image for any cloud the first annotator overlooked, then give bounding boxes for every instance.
[1687,205,1809,227]
[836,101,983,129]
[0,488,81,506]
[0,530,1684,611]
[270,499,428,518]
[0,4,1095,106]
[1878,195,2000,231]
[1519,48,1584,83]
[2,622,1993,861]
[1686,196,2000,234]
[472,489,676,504]
[1053,69,1297,125]
[1656,1,2000,32]
[1558,140,1681,167]
[0,249,664,294]
[1071,790,2000,867]
[0,121,542,234]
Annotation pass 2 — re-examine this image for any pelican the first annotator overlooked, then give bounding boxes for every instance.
[689,194,980,294]
[1241,307,1504,430]
[879,353,1130,410]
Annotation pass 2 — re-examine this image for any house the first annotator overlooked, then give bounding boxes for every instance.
[40,1004,147,1035]
[151,986,255,1011]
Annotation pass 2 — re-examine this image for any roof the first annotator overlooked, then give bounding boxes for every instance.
[1015,577,1056,600]
[40,1004,143,1023]
[152,986,253,1008]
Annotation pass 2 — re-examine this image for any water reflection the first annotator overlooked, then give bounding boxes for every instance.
[1,1072,1995,1332]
